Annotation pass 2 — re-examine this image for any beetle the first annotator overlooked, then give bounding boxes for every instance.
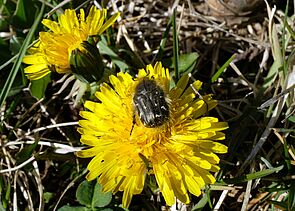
[133,78,170,128]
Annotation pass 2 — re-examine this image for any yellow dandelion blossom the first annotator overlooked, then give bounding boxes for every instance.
[77,62,228,208]
[22,41,51,80]
[23,6,120,80]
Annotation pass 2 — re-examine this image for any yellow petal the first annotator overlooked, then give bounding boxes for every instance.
[76,147,100,158]
[97,12,120,34]
[184,175,201,196]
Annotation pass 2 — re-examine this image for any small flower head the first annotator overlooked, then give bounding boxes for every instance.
[69,41,104,83]
[76,62,228,207]
[23,6,120,80]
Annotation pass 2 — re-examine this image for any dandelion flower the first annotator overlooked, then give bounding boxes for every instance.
[76,62,228,207]
[22,41,52,80]
[23,6,120,80]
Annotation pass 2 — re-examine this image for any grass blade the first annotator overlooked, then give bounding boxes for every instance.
[0,2,45,108]
[221,165,283,184]
[152,13,172,63]
[172,8,179,82]
[211,54,235,83]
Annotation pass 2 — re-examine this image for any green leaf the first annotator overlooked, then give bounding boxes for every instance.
[0,83,25,99]
[0,2,45,107]
[0,203,5,211]
[211,54,235,83]
[44,192,54,203]
[4,182,11,209]
[191,194,208,210]
[9,36,24,55]
[285,20,295,40]
[0,38,10,64]
[92,182,112,208]
[12,0,36,27]
[288,115,295,123]
[16,139,38,166]
[0,0,13,17]
[221,165,284,184]
[98,40,129,72]
[58,205,90,211]
[13,0,27,24]
[76,181,94,207]
[30,73,51,99]
[263,59,280,88]
[76,180,112,209]
[0,17,8,32]
[162,53,199,76]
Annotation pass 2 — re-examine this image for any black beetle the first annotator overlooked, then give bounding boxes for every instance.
[133,78,170,128]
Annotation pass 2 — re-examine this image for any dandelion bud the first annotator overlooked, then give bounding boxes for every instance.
[69,41,104,83]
